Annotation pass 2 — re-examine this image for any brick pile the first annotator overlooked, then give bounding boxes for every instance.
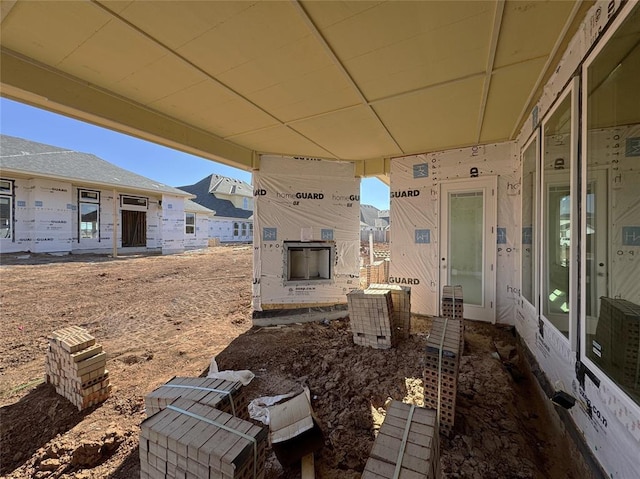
[595,297,640,391]
[347,289,396,349]
[45,326,110,411]
[140,397,267,479]
[362,260,389,288]
[442,284,464,345]
[362,400,440,479]
[368,283,411,340]
[423,317,462,436]
[145,377,250,421]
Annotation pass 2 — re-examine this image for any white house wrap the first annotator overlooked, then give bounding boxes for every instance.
[252,155,360,312]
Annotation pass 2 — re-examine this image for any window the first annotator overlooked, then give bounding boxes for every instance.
[185,213,195,234]
[583,4,640,406]
[243,197,249,210]
[233,222,239,236]
[541,80,577,341]
[249,223,253,236]
[0,179,14,240]
[121,195,148,209]
[284,241,335,283]
[78,189,99,240]
[521,135,538,306]
[241,223,247,237]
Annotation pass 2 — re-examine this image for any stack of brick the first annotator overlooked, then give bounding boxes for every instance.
[145,377,250,421]
[140,397,267,479]
[347,289,396,349]
[423,317,462,436]
[362,260,388,288]
[595,297,640,391]
[368,283,411,340]
[442,285,464,348]
[362,401,440,479]
[45,326,110,411]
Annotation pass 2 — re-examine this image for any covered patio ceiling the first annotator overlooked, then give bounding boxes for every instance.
[0,1,593,181]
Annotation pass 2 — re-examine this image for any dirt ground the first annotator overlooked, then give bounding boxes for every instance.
[1,246,593,478]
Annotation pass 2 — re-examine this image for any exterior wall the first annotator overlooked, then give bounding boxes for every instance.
[514,2,639,477]
[184,213,211,250]
[0,176,190,255]
[252,155,360,311]
[389,142,519,322]
[209,218,253,243]
[160,195,186,255]
[215,192,253,211]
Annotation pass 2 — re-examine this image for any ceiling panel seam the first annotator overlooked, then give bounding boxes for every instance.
[476,0,505,144]
[89,0,339,160]
[509,0,584,140]
[291,0,404,156]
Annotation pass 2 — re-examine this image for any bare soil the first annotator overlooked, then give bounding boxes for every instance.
[0,247,592,478]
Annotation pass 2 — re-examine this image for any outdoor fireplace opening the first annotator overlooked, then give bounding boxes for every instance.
[284,241,335,283]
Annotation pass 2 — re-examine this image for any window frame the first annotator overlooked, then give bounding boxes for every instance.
[0,178,15,241]
[539,76,579,349]
[185,212,196,235]
[120,195,148,210]
[78,188,100,242]
[579,1,640,409]
[520,131,540,310]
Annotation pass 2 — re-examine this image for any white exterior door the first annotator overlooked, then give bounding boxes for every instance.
[439,177,497,323]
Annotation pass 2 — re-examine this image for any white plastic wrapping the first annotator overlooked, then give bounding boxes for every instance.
[161,195,186,255]
[390,142,519,323]
[253,155,360,311]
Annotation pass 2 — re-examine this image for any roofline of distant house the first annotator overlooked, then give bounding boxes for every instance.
[0,167,195,199]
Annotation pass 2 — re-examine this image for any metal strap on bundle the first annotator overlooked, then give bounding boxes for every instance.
[166,404,257,479]
[392,404,416,479]
[162,384,236,417]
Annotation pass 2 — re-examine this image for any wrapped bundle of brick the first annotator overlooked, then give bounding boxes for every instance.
[442,285,464,348]
[145,377,250,421]
[45,326,110,411]
[368,283,411,340]
[140,397,267,479]
[423,317,461,436]
[363,260,387,288]
[347,289,396,349]
[362,401,440,479]
[595,297,640,390]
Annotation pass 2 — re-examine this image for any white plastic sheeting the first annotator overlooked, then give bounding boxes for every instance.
[161,195,186,255]
[389,142,520,323]
[252,155,360,311]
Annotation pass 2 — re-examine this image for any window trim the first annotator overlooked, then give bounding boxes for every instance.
[0,178,15,241]
[539,76,579,349]
[520,130,540,310]
[78,188,100,242]
[578,1,640,411]
[120,195,148,210]
[185,212,196,235]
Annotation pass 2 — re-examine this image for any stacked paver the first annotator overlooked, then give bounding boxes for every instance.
[347,289,396,349]
[362,260,389,288]
[369,283,411,340]
[140,397,267,479]
[145,377,250,421]
[362,401,440,479]
[423,317,462,436]
[595,297,640,391]
[45,326,110,411]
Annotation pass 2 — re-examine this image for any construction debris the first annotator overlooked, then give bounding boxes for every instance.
[362,400,440,479]
[45,326,110,411]
[140,397,267,479]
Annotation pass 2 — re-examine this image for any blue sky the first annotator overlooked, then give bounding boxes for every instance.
[0,98,390,210]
